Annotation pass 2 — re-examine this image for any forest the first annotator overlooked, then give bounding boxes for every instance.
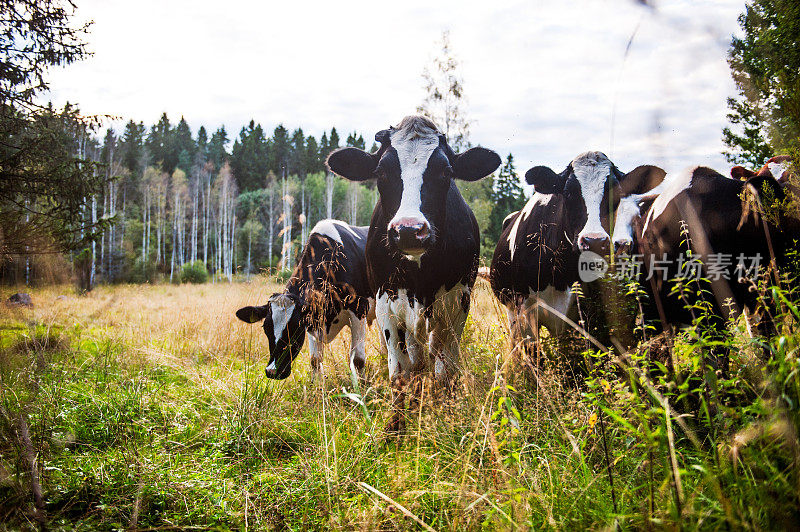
[2,110,524,288]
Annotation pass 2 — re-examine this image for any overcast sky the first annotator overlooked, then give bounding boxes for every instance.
[46,0,746,177]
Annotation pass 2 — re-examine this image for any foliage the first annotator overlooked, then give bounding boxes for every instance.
[487,153,526,245]
[723,0,800,166]
[0,0,90,108]
[0,1,109,256]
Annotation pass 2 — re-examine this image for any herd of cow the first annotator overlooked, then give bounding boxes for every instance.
[236,115,798,420]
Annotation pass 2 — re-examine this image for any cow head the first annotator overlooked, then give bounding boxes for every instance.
[525,151,627,256]
[732,156,795,184]
[235,292,305,379]
[326,116,500,259]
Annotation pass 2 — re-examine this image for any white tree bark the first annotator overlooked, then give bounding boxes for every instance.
[326,171,333,219]
[268,183,274,270]
[90,195,97,289]
[349,182,358,225]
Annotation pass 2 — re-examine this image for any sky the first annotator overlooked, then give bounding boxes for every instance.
[46,0,747,178]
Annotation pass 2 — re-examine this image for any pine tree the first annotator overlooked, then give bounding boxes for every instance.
[305,135,320,174]
[231,120,269,191]
[174,116,195,173]
[207,126,229,170]
[269,124,290,177]
[146,113,179,174]
[290,128,306,177]
[119,120,146,174]
[487,153,524,243]
[196,126,208,160]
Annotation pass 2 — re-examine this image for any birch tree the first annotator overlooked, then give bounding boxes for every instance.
[417,30,471,151]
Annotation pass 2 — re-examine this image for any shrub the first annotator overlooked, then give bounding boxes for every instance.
[180,261,208,284]
[274,269,292,283]
[130,257,158,283]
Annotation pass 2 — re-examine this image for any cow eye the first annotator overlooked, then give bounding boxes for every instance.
[443,165,454,179]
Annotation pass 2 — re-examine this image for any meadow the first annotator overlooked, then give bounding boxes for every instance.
[1,277,799,530]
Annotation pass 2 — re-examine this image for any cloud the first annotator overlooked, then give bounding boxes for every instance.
[45,0,745,174]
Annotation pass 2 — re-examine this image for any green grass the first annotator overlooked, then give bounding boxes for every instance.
[0,280,798,530]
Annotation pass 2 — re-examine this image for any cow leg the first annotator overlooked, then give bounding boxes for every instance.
[348,310,368,382]
[308,330,324,381]
[377,294,412,434]
[406,333,427,411]
[506,305,526,370]
[507,299,540,380]
[430,286,469,391]
[522,301,543,374]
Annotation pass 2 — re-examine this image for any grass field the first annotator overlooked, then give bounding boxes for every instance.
[1,278,799,530]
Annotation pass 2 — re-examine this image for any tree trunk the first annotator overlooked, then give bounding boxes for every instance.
[326,171,333,219]
[349,182,358,225]
[268,183,274,270]
[90,195,97,290]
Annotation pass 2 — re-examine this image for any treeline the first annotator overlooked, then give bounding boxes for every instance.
[78,113,381,287]
[5,112,526,288]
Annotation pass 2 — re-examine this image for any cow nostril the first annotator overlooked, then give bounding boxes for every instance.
[416,224,430,239]
[580,236,610,255]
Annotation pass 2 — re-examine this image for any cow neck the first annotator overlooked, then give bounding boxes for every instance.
[282,277,306,309]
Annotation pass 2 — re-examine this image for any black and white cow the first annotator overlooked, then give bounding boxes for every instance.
[236,219,374,380]
[326,116,500,388]
[611,156,799,340]
[491,151,665,345]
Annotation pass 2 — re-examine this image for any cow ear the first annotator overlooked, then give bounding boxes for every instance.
[236,305,269,324]
[326,148,377,182]
[619,165,667,195]
[525,166,564,194]
[731,166,756,181]
[452,147,501,181]
[375,129,391,145]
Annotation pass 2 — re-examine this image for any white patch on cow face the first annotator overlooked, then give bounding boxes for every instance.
[270,294,296,344]
[387,127,440,230]
[642,166,696,234]
[508,193,551,260]
[571,151,613,245]
[767,161,788,182]
[612,176,673,249]
[612,196,642,250]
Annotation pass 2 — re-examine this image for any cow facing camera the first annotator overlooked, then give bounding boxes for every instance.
[578,251,608,282]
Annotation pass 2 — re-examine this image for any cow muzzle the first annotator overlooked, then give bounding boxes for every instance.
[578,234,611,256]
[613,238,632,255]
[388,218,432,254]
